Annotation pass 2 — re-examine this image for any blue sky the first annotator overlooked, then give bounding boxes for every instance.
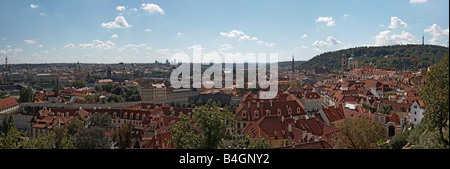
[0,0,448,64]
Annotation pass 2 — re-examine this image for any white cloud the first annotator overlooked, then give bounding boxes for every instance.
[257,40,264,44]
[156,49,170,53]
[313,36,342,49]
[13,48,22,53]
[79,43,94,49]
[424,24,449,45]
[239,35,258,41]
[111,34,118,39]
[95,41,115,50]
[31,53,40,57]
[316,16,335,27]
[301,34,308,39]
[220,30,245,38]
[116,6,126,11]
[118,47,125,52]
[295,45,308,50]
[123,44,146,48]
[38,45,43,48]
[265,42,276,47]
[25,40,36,44]
[145,29,152,32]
[101,16,131,29]
[343,14,350,17]
[177,32,182,36]
[30,4,39,9]
[410,0,427,3]
[78,40,115,50]
[64,43,75,48]
[375,30,417,46]
[219,44,233,51]
[0,50,5,55]
[141,3,164,14]
[40,13,48,17]
[388,17,408,29]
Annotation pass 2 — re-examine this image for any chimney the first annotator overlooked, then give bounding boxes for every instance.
[270,100,273,107]
[281,116,284,122]
[288,123,292,133]
[257,101,260,108]
[57,119,61,127]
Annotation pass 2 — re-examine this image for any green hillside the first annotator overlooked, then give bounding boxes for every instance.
[297,44,449,71]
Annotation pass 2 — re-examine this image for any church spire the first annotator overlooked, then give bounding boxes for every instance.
[292,53,295,73]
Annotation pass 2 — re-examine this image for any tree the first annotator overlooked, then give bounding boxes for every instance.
[19,87,34,102]
[88,113,114,129]
[74,127,110,149]
[66,116,86,136]
[0,126,23,149]
[196,98,203,107]
[419,54,449,148]
[0,114,15,135]
[230,134,271,149]
[72,79,87,88]
[53,127,75,149]
[113,123,133,149]
[390,130,410,149]
[169,105,235,149]
[377,103,392,115]
[334,117,386,149]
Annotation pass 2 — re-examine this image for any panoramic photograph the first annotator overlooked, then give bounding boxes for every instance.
[0,0,448,166]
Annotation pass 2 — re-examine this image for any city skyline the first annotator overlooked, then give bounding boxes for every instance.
[0,0,449,64]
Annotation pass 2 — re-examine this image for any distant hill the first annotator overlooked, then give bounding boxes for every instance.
[278,61,306,68]
[297,44,449,72]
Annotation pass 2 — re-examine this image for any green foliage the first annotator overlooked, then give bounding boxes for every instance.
[390,130,410,149]
[0,127,23,149]
[169,105,235,149]
[419,53,449,147]
[19,87,34,102]
[74,127,110,149]
[1,114,15,135]
[297,45,449,72]
[88,113,114,129]
[334,117,386,149]
[112,123,133,149]
[230,134,271,149]
[72,79,87,88]
[377,103,392,115]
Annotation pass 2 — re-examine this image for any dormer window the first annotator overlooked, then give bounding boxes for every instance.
[130,113,134,119]
[288,108,292,115]
[136,114,140,119]
[297,107,301,114]
[113,112,117,118]
[265,109,271,116]
[254,110,259,119]
[277,108,281,116]
[243,111,247,118]
[124,113,128,119]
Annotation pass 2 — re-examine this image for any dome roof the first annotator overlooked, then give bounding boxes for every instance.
[348,57,357,61]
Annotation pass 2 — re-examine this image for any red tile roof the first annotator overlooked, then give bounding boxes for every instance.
[0,97,20,110]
